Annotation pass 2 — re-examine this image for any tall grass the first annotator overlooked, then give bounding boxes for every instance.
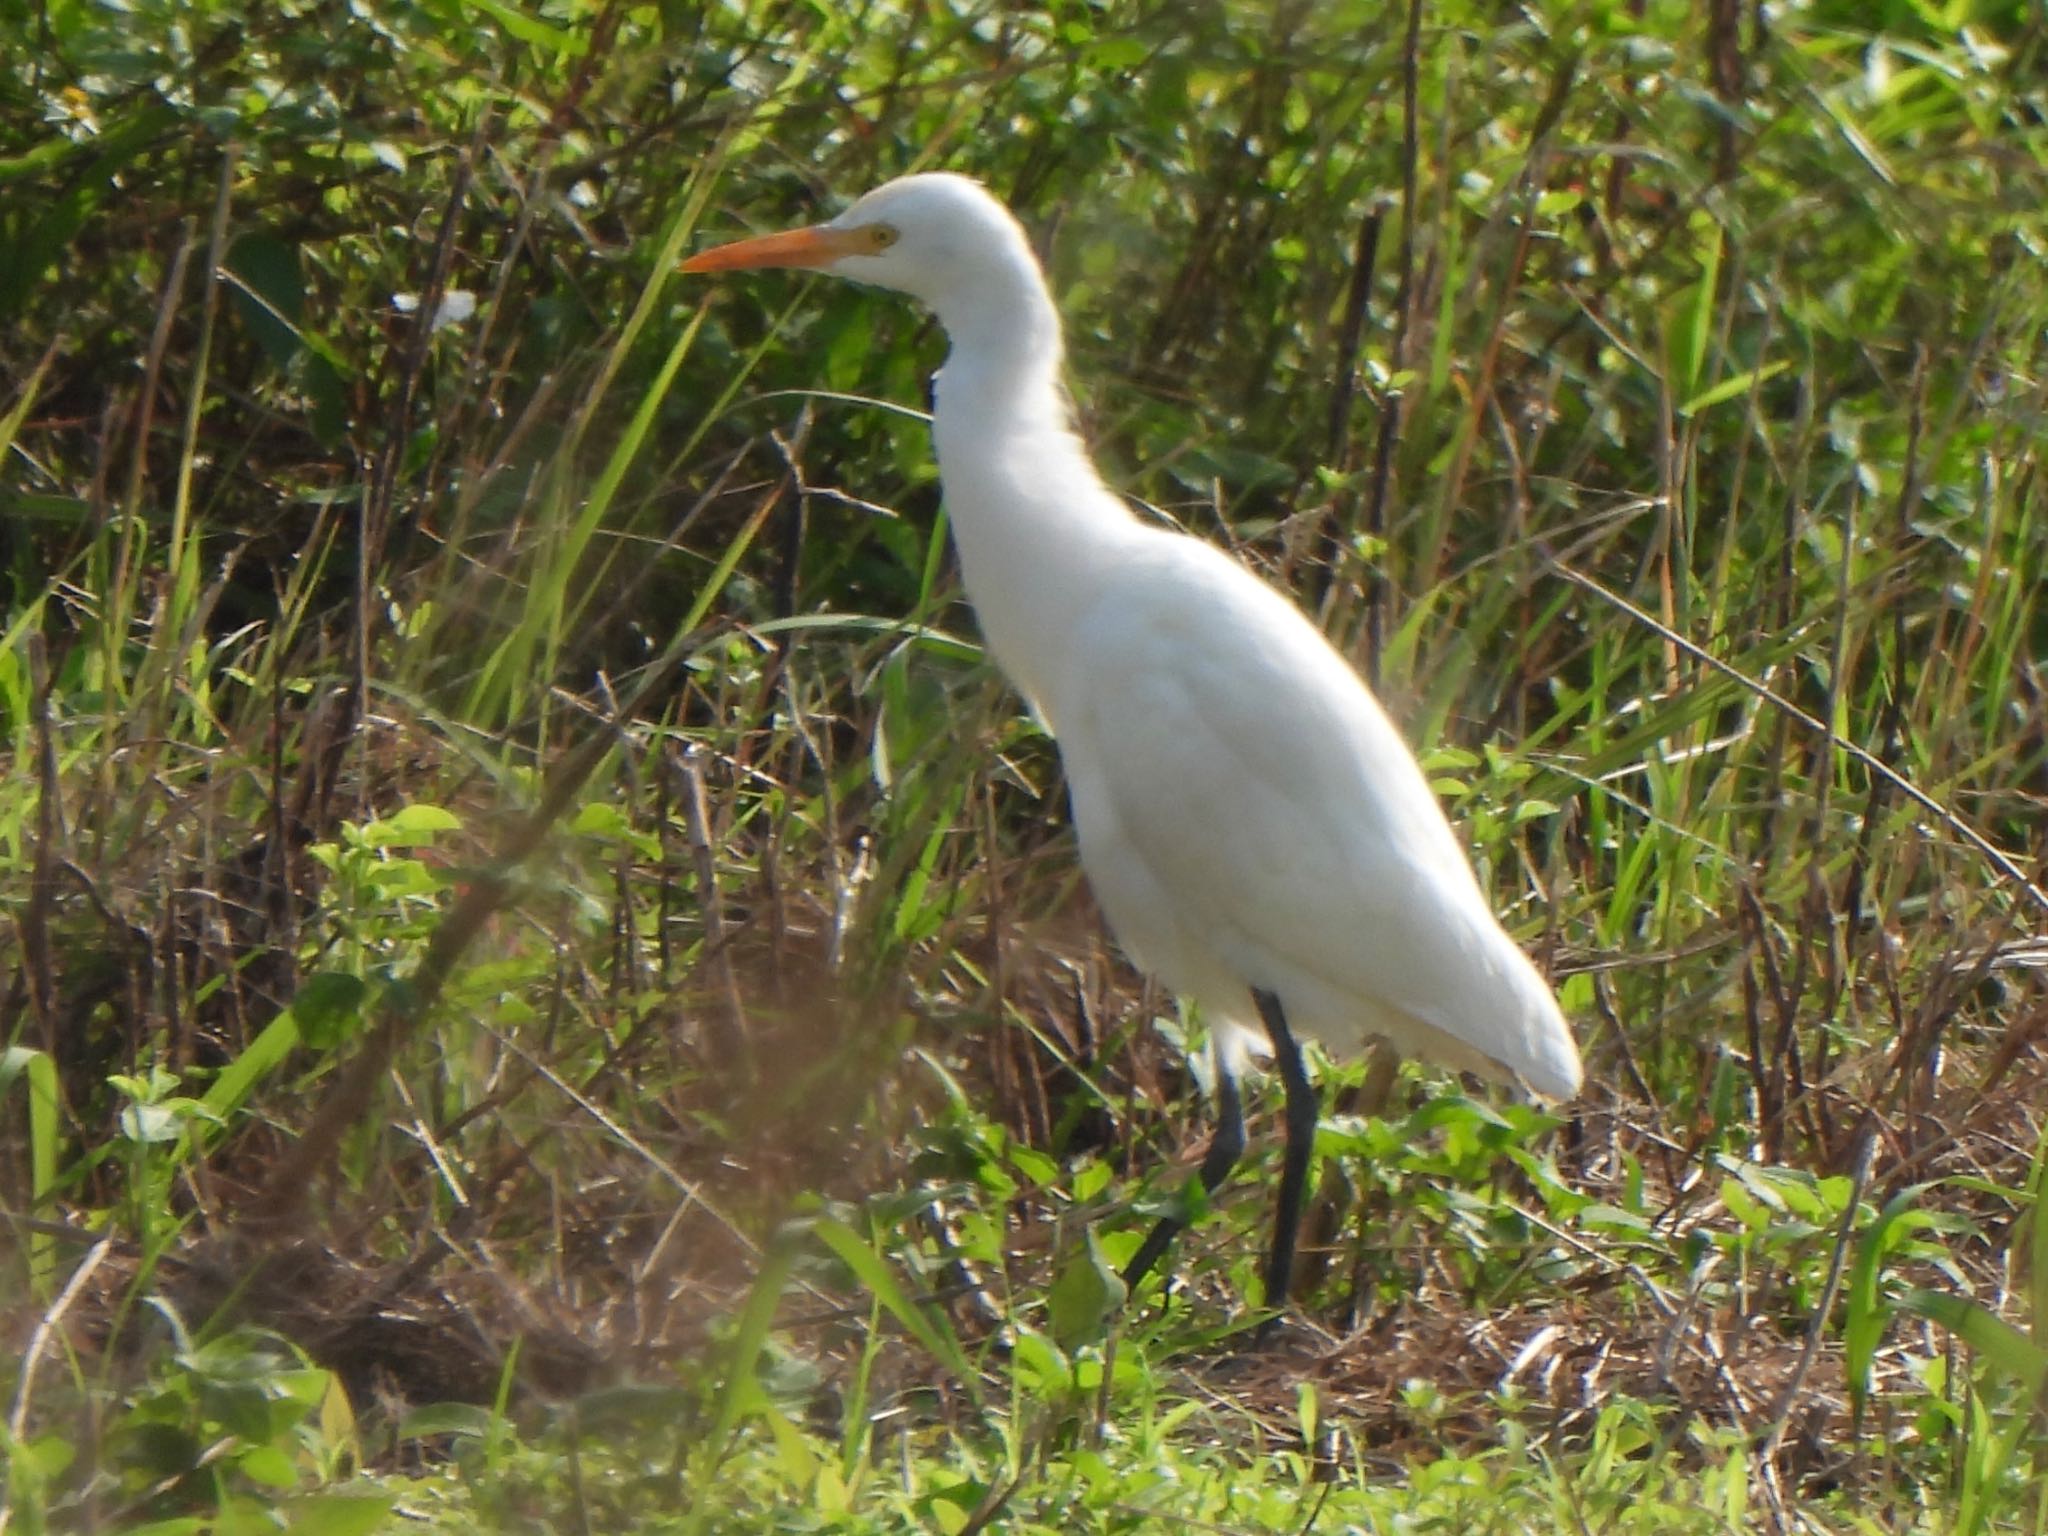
[1,0,2044,1530]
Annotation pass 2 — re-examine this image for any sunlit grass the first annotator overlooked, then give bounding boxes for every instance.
[2,0,2045,1531]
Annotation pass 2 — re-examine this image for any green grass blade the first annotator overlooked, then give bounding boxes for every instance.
[812,1216,978,1395]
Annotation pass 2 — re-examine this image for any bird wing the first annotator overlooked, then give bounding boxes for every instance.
[1058,532,1581,1098]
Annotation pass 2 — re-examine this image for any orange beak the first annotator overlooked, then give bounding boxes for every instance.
[680,223,865,274]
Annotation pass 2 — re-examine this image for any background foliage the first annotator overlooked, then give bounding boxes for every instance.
[2,0,2045,1530]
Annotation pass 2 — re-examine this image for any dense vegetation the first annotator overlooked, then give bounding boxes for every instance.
[3,0,2046,1529]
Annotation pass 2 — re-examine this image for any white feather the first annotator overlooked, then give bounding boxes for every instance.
[693,171,1583,1103]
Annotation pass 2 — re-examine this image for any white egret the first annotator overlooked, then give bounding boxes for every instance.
[683,173,1583,1308]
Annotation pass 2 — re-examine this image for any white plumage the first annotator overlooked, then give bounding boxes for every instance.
[685,172,1582,1306]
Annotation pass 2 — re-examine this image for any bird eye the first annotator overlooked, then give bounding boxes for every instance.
[869,224,899,250]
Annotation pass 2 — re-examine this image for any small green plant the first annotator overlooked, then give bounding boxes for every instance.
[105,1065,225,1254]
[304,805,465,972]
[4,1318,388,1533]
[1847,1130,2048,1536]
[4,0,2046,1530]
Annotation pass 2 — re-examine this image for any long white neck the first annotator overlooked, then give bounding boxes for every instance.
[926,256,1143,726]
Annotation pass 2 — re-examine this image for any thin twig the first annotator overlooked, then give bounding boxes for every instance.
[8,1237,116,1442]
[1758,1116,1876,1459]
[1312,199,1386,608]
[676,741,754,1077]
[1352,0,1429,690]
[20,635,60,1053]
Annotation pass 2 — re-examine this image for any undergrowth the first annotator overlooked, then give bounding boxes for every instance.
[2,0,2045,1531]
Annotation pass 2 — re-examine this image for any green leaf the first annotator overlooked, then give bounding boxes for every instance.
[2026,1128,2048,1350]
[360,803,462,847]
[120,1100,184,1144]
[458,0,586,53]
[757,1398,820,1492]
[1297,1380,1320,1446]
[396,1403,496,1441]
[289,973,369,1050]
[225,233,308,372]
[1719,1177,1766,1230]
[1844,1183,1945,1412]
[1667,219,1722,396]
[1085,37,1148,70]
[201,1011,303,1121]
[1679,360,1791,416]
[686,1234,800,1533]
[1577,1202,1654,1235]
[812,1217,977,1392]
[570,801,631,837]
[237,1442,298,1489]
[1072,1159,1112,1202]
[218,234,352,446]
[366,857,446,897]
[1047,1229,1126,1352]
[1008,1144,1058,1187]
[19,1432,76,1480]
[0,1046,59,1289]
[1901,1289,2048,1395]
[1006,1325,1071,1397]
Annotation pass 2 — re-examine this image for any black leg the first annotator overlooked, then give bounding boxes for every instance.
[1122,1060,1245,1290]
[1253,987,1316,1311]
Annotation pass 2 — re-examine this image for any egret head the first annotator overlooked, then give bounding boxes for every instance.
[683,173,1040,325]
